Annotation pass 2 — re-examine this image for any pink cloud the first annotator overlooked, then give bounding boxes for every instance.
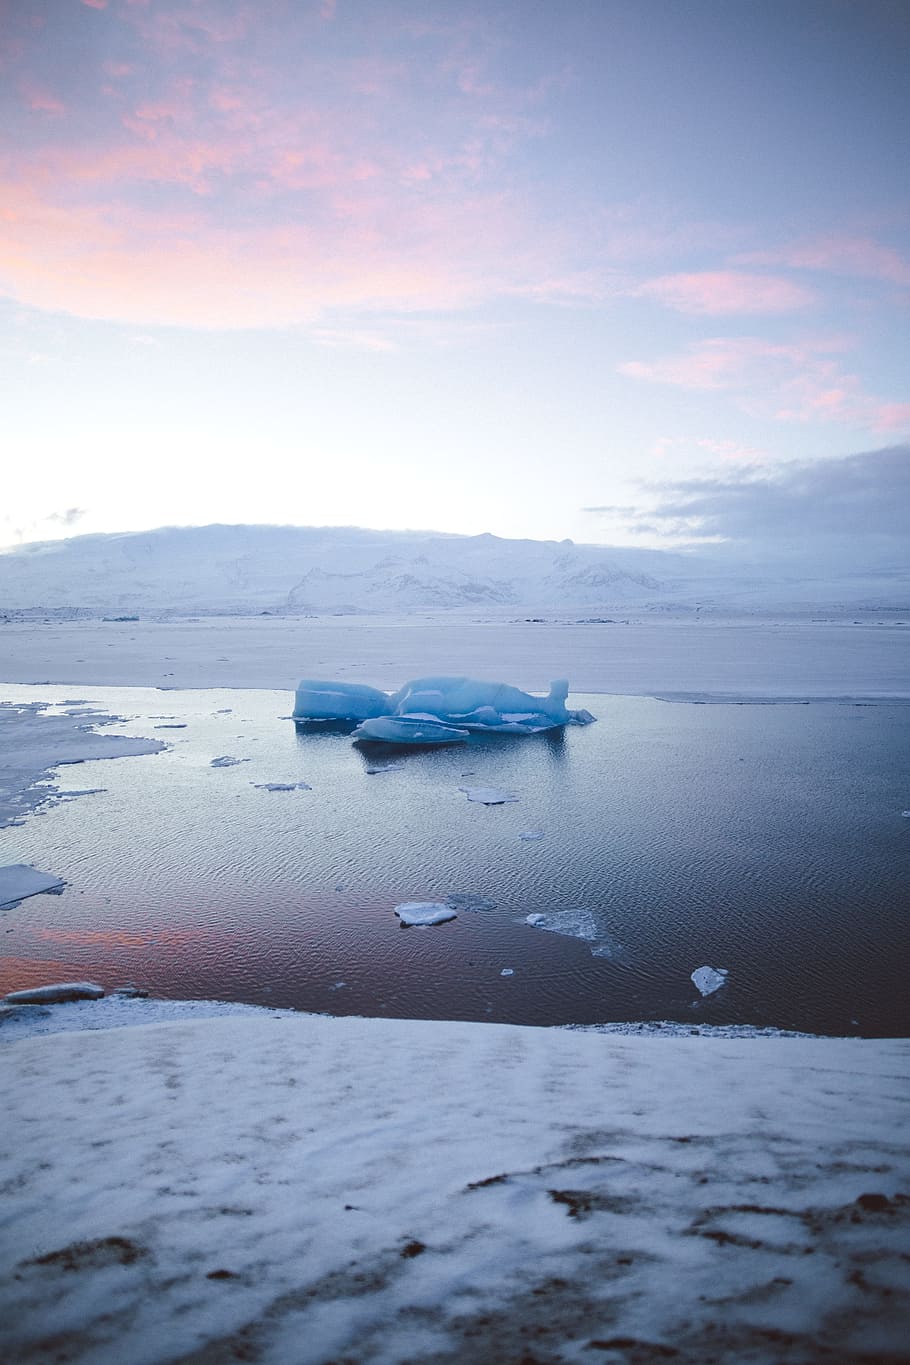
[638,270,814,315]
[872,403,910,433]
[20,81,65,114]
[0,4,581,328]
[620,335,908,437]
[740,235,910,288]
[619,337,798,390]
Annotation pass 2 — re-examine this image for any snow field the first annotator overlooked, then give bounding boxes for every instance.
[1,1015,907,1364]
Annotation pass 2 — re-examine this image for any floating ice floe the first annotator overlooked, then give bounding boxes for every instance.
[293,675,596,744]
[525,910,626,959]
[394,902,458,927]
[0,864,65,909]
[210,755,249,768]
[518,830,545,841]
[691,965,729,997]
[500,968,515,977]
[251,782,312,792]
[459,786,518,805]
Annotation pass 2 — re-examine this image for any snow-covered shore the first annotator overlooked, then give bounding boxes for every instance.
[1,1010,908,1363]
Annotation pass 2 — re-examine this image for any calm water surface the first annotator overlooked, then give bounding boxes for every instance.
[1,685,908,1036]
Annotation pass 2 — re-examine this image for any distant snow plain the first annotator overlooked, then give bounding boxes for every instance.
[2,598,909,1363]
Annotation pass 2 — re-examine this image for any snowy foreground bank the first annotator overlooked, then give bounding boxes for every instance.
[1,1010,908,1363]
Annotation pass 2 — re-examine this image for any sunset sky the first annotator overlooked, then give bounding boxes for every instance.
[2,0,908,550]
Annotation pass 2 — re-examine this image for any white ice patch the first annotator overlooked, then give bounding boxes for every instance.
[518,830,544,841]
[210,755,248,768]
[691,965,729,997]
[0,703,165,830]
[459,786,518,805]
[394,902,458,927]
[500,968,515,977]
[0,864,65,908]
[3,981,104,1004]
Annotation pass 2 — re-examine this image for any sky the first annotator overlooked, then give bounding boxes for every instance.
[1,0,908,554]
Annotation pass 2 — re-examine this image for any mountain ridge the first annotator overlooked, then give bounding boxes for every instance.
[0,522,905,617]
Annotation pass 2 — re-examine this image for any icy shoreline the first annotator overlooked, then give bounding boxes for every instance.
[2,613,908,699]
[0,991,824,1041]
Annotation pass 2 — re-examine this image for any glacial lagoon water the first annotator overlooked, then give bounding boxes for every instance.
[2,685,909,1036]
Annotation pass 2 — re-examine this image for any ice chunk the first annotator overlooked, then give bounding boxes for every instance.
[252,782,312,792]
[355,715,469,745]
[518,830,545,841]
[3,981,104,1004]
[0,864,65,908]
[459,786,518,804]
[389,676,571,733]
[210,755,249,768]
[500,968,514,977]
[445,893,497,912]
[293,680,392,722]
[691,965,729,997]
[394,902,458,927]
[292,675,594,741]
[525,909,626,959]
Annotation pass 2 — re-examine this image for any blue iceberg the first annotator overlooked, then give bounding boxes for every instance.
[293,680,392,722]
[292,675,595,745]
[388,676,571,732]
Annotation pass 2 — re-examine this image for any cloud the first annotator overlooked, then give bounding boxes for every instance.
[592,446,910,553]
[739,235,910,288]
[48,507,87,527]
[618,335,910,436]
[637,271,815,315]
[19,81,65,114]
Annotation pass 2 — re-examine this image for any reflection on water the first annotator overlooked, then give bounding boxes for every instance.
[2,685,908,1036]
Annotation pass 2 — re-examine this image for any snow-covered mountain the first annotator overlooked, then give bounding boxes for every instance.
[0,523,905,617]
